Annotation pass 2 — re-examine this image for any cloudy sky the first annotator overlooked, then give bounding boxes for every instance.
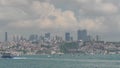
[0,0,120,41]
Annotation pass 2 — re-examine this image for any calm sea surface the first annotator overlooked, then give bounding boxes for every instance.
[0,54,120,68]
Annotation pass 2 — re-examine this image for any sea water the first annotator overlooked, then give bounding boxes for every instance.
[0,54,120,68]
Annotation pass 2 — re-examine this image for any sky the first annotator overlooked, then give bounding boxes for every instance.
[0,0,120,41]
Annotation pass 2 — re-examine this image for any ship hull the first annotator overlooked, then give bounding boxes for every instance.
[1,53,14,58]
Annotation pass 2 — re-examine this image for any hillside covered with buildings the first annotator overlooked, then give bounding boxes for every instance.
[0,30,120,56]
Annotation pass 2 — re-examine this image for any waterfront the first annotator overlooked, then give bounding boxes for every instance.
[0,54,120,68]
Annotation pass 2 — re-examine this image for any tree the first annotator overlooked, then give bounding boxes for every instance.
[60,42,79,53]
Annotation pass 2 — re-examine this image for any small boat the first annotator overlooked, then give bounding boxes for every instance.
[1,53,14,58]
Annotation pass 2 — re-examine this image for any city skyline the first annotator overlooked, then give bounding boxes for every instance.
[0,30,105,42]
[2,31,81,42]
[0,0,120,41]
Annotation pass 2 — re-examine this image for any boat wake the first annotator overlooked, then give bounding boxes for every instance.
[12,57,120,63]
[13,57,27,59]
[2,56,120,63]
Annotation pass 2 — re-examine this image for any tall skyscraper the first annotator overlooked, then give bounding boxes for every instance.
[5,32,8,42]
[77,29,88,41]
[45,32,51,40]
[65,32,71,41]
[96,35,100,41]
[29,34,38,42]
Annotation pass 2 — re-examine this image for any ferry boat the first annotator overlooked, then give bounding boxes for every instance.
[1,53,14,58]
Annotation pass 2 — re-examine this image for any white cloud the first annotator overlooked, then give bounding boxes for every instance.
[8,20,33,28]
[7,1,78,31]
[96,3,118,14]
[77,0,118,14]
[0,7,28,20]
[78,18,107,32]
[0,0,120,41]
[0,0,29,6]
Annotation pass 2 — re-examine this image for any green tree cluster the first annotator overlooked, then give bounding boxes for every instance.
[60,42,79,53]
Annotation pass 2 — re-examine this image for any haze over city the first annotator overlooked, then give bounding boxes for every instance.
[1,1,120,68]
[0,0,120,41]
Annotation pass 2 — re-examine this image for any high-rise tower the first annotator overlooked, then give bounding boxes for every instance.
[77,29,88,41]
[65,32,71,41]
